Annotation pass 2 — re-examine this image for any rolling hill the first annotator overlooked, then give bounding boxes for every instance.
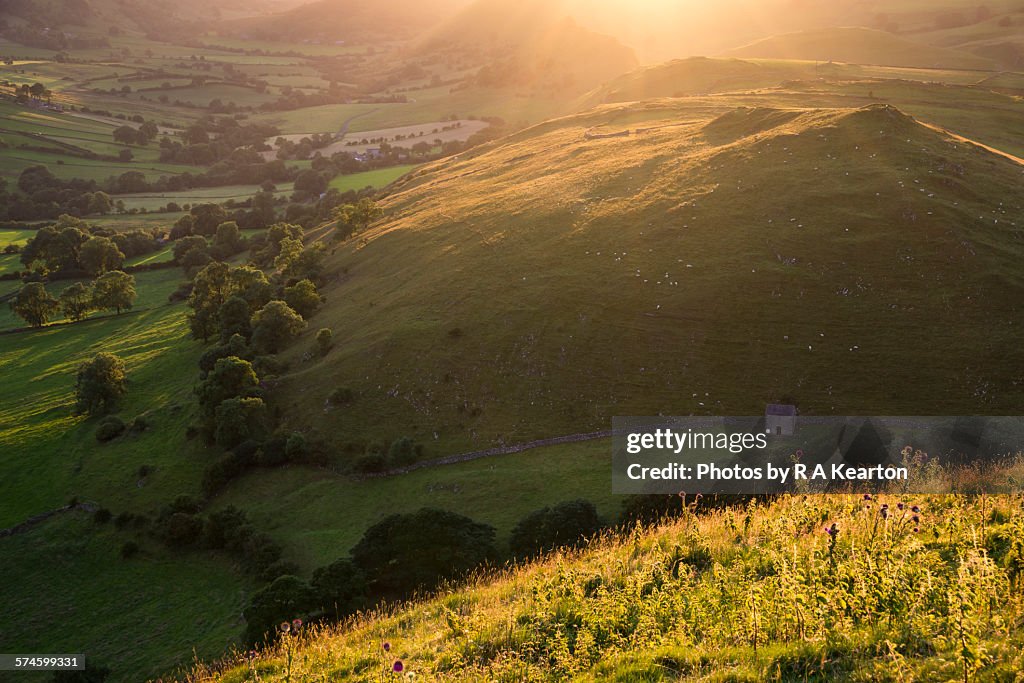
[220,0,471,43]
[577,57,813,108]
[413,0,638,95]
[722,26,996,70]
[271,100,1024,456]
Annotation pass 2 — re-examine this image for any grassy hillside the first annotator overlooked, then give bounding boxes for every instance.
[722,27,995,70]
[270,101,1024,457]
[200,488,1024,681]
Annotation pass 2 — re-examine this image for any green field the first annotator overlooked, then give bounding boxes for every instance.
[0,266,185,331]
[328,165,417,192]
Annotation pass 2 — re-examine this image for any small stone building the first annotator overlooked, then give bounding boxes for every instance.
[765,404,797,436]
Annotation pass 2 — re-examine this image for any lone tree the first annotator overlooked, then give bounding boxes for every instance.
[79,236,125,276]
[251,300,305,354]
[332,198,383,241]
[283,279,323,319]
[60,282,94,322]
[75,352,127,415]
[92,270,136,314]
[10,282,59,327]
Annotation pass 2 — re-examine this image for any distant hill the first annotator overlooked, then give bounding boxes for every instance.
[722,26,995,70]
[414,0,637,95]
[220,0,470,43]
[578,57,814,108]
[0,0,273,32]
[272,101,1024,452]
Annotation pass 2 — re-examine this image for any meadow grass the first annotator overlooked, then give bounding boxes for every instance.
[196,487,1024,682]
[328,165,418,193]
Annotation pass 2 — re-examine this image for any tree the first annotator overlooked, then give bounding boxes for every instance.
[351,508,496,596]
[273,236,303,275]
[311,558,366,621]
[172,235,208,264]
[243,575,317,645]
[251,300,305,354]
[75,352,127,415]
[219,295,252,342]
[214,396,267,449]
[92,271,136,314]
[79,236,124,276]
[191,203,229,236]
[187,261,232,341]
[169,213,194,240]
[87,191,113,215]
[212,220,244,256]
[10,282,59,327]
[196,355,260,425]
[508,499,602,559]
[316,327,333,355]
[333,198,383,241]
[113,125,140,145]
[283,279,322,319]
[60,282,94,322]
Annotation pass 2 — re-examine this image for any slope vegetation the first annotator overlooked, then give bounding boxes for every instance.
[273,101,1024,455]
[722,26,995,70]
[202,489,1024,681]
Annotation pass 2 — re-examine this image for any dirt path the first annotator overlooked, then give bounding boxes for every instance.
[357,429,615,479]
[921,121,1024,167]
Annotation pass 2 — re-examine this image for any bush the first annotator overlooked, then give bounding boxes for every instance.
[285,431,307,460]
[93,508,112,524]
[351,508,497,597]
[311,558,367,621]
[509,499,602,559]
[214,396,267,449]
[128,415,149,433]
[120,541,139,559]
[387,437,418,467]
[161,511,204,547]
[243,575,317,645]
[114,511,134,529]
[353,453,387,473]
[95,415,126,442]
[316,327,333,355]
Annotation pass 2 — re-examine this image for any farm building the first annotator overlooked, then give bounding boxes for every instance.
[765,403,797,435]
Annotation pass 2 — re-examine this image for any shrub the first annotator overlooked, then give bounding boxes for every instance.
[120,541,139,559]
[161,512,204,547]
[243,575,317,645]
[351,508,497,597]
[387,437,418,467]
[93,508,112,524]
[311,558,367,621]
[283,279,323,319]
[128,415,149,433]
[353,453,387,473]
[285,431,307,460]
[509,499,602,559]
[114,511,134,529]
[251,300,306,354]
[95,415,126,442]
[214,396,267,449]
[316,327,333,355]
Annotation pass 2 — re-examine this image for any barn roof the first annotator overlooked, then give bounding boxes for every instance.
[766,404,797,416]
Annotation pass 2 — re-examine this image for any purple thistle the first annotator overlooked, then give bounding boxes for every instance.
[913,527,920,533]
[912,515,920,524]
[392,660,404,673]
[897,502,905,510]
[911,505,921,514]
[383,641,391,652]
[863,493,872,501]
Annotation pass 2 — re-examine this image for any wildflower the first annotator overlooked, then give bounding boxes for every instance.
[795,449,804,458]
[393,660,404,673]
[292,618,303,631]
[913,527,920,533]
[911,505,920,513]
[912,515,920,524]
[880,504,889,520]
[280,622,290,634]
[863,493,872,501]
[383,641,391,652]
[825,523,838,537]
[897,502,905,510]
